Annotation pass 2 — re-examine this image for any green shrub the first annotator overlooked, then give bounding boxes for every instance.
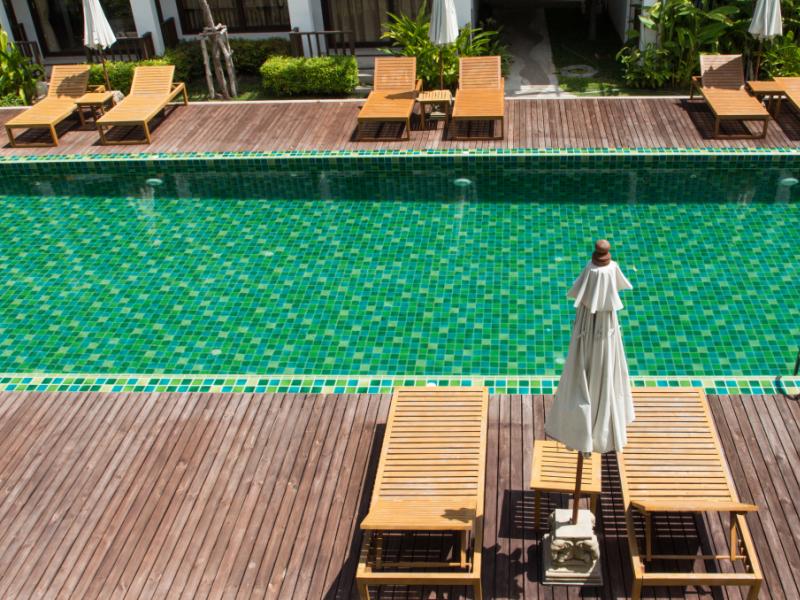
[164,38,291,83]
[0,93,26,106]
[88,58,173,94]
[616,44,674,88]
[260,55,358,96]
[0,29,44,103]
[230,38,291,75]
[381,4,511,90]
[761,32,800,77]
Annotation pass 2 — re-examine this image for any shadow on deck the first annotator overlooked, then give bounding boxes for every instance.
[0,391,796,598]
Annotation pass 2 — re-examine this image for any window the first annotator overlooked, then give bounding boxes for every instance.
[176,0,290,34]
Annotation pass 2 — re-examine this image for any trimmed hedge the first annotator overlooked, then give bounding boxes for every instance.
[88,58,173,94]
[164,38,291,83]
[260,55,358,97]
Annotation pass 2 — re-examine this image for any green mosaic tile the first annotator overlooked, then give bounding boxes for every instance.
[0,152,798,383]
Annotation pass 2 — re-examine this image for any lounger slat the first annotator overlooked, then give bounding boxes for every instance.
[619,388,762,599]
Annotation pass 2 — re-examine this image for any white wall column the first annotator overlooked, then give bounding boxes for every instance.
[453,0,474,27]
[131,0,165,55]
[287,0,323,31]
[0,4,13,40]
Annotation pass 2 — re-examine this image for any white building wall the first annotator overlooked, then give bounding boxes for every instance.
[639,0,658,47]
[0,5,12,39]
[8,0,37,46]
[452,0,474,27]
[131,0,165,54]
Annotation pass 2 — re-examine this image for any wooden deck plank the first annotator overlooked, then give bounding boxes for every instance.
[1,97,799,156]
[0,391,795,598]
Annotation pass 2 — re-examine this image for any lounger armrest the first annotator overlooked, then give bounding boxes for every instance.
[631,499,758,514]
[415,79,422,95]
[168,82,188,103]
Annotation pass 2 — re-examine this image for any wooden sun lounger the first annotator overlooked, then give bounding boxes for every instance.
[772,77,800,116]
[619,388,762,600]
[5,64,91,147]
[690,54,769,139]
[356,386,488,600]
[96,65,188,145]
[356,57,420,141]
[451,56,505,140]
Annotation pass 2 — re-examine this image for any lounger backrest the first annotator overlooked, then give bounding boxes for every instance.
[700,54,745,90]
[129,65,176,97]
[459,56,502,90]
[47,65,90,99]
[372,387,488,507]
[373,57,417,92]
[618,388,746,511]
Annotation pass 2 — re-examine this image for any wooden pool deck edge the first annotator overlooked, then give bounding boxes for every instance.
[0,391,797,599]
[1,97,799,156]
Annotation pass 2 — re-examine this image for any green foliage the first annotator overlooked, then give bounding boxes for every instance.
[0,93,26,106]
[616,44,674,88]
[260,55,358,97]
[761,31,800,77]
[619,0,800,89]
[164,38,291,84]
[0,29,44,104]
[380,3,510,90]
[88,58,172,94]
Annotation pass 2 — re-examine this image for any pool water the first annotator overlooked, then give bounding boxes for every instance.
[0,160,798,377]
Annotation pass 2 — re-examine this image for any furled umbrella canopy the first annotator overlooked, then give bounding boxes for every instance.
[749,0,782,39]
[545,240,635,522]
[429,0,459,89]
[83,0,116,90]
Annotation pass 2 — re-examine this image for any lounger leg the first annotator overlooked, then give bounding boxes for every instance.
[77,107,85,126]
[631,578,643,600]
[714,117,721,138]
[143,121,152,144]
[49,125,58,146]
[98,124,108,145]
[498,117,504,140]
[358,582,369,600]
[730,513,739,561]
[182,86,189,105]
[645,512,652,561]
[534,491,541,532]
[760,118,769,139]
[473,581,483,600]
[460,530,468,568]
[590,493,598,517]
[404,116,411,140]
[746,581,761,600]
[6,126,16,148]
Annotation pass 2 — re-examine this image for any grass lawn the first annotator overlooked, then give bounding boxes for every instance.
[546,7,683,96]
[187,75,267,101]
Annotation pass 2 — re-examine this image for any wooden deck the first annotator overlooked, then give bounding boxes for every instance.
[1,97,800,155]
[0,391,797,599]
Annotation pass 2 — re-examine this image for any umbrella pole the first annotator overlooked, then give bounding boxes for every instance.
[572,451,584,525]
[439,47,445,90]
[101,55,111,91]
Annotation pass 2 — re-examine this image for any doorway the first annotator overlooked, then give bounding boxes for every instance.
[322,0,427,45]
[26,0,135,56]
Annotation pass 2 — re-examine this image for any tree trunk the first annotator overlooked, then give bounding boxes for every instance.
[197,0,237,100]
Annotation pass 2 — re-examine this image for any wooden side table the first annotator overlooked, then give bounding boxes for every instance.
[530,440,602,531]
[417,89,452,129]
[746,80,785,115]
[76,91,116,127]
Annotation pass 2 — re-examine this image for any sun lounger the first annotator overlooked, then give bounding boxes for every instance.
[96,65,187,145]
[619,388,762,600]
[5,64,91,147]
[356,386,488,600]
[356,57,420,141]
[690,54,769,138]
[451,56,505,140]
[771,77,800,116]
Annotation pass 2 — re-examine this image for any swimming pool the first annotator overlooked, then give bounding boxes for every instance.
[1,152,798,390]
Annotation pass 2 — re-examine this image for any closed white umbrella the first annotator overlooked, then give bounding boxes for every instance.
[83,0,117,90]
[545,240,635,524]
[429,0,459,89]
[750,0,782,79]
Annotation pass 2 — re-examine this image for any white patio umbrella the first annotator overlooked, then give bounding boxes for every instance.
[429,0,459,89]
[83,0,116,91]
[749,0,782,78]
[544,240,635,524]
